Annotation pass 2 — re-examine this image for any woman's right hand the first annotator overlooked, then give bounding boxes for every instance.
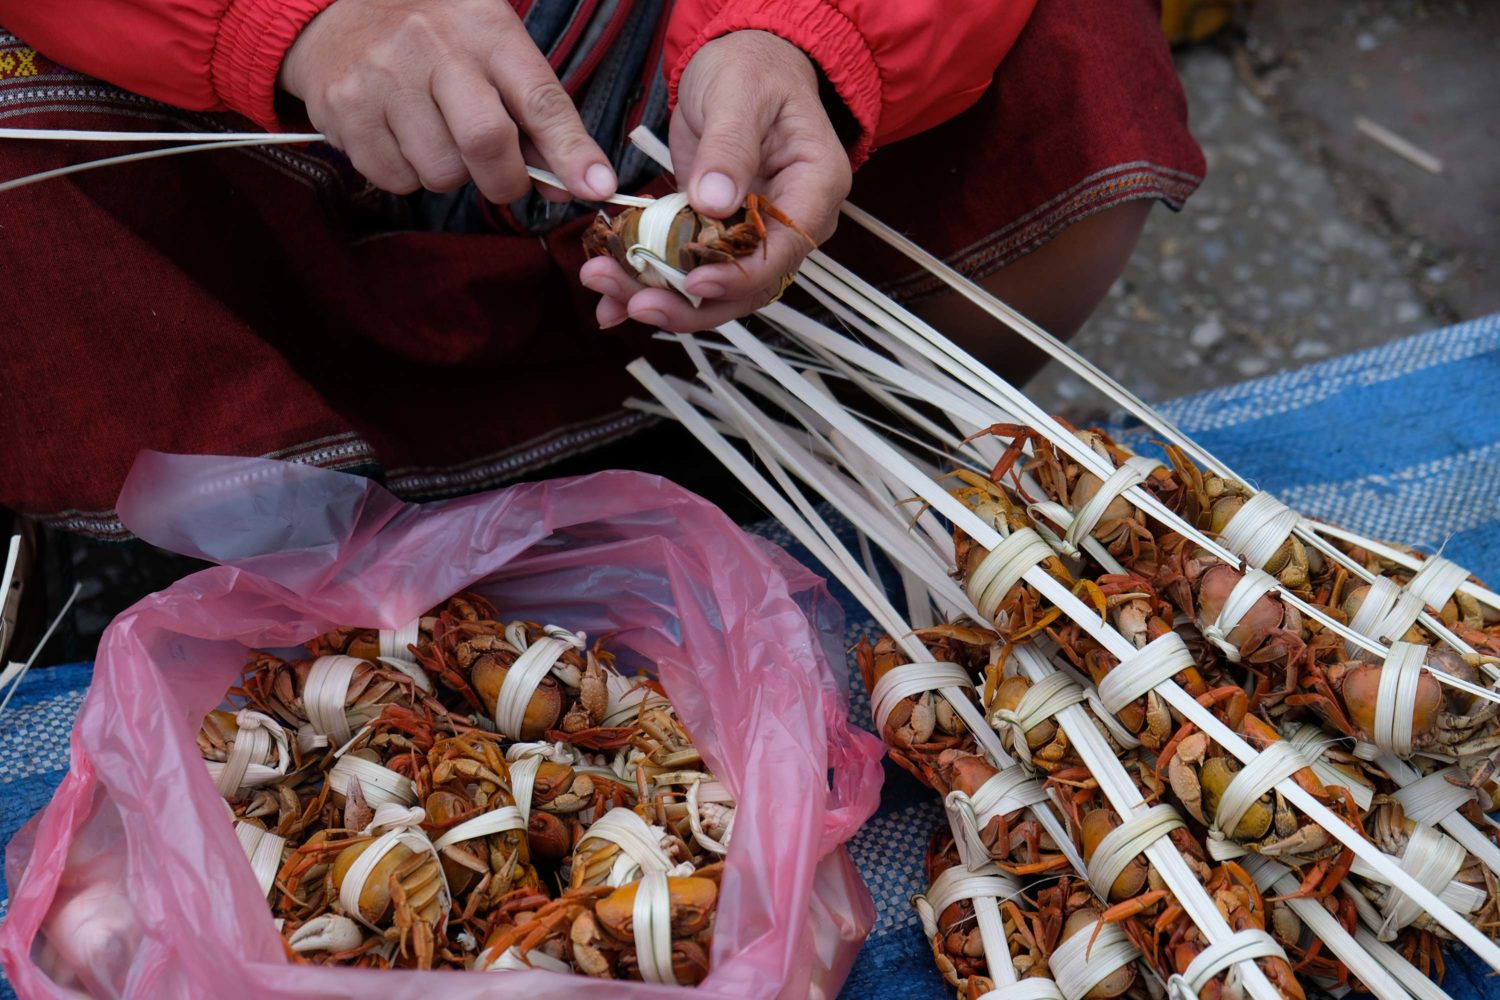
[279,0,617,204]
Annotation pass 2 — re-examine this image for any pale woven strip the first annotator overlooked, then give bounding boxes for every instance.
[925,866,1029,990]
[1368,641,1429,758]
[1240,856,1410,1000]
[1404,555,1472,617]
[685,779,734,855]
[975,985,1067,1000]
[1348,825,1475,940]
[867,657,1018,776]
[577,808,683,887]
[1085,804,1184,897]
[1062,456,1163,555]
[234,821,285,900]
[327,755,417,809]
[1346,578,1402,656]
[375,656,432,694]
[600,675,671,727]
[431,804,525,852]
[1167,929,1283,1000]
[1027,499,1128,575]
[964,528,1055,622]
[338,805,448,934]
[1353,927,1453,1000]
[1390,765,1475,825]
[944,765,1050,870]
[378,618,422,660]
[1205,742,1310,861]
[208,710,289,797]
[1348,829,1484,938]
[1285,723,1374,810]
[304,655,363,745]
[1096,633,1195,716]
[1051,919,1141,1000]
[870,660,974,735]
[633,870,679,986]
[990,671,1088,769]
[1218,492,1301,571]
[493,626,585,738]
[624,192,703,308]
[485,946,574,973]
[505,746,549,826]
[1201,569,1279,663]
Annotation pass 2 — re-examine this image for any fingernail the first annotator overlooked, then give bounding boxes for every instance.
[599,314,627,330]
[690,281,726,299]
[585,163,617,199]
[696,172,736,215]
[632,309,670,329]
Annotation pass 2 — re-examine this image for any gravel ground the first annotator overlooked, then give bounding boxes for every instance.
[1028,42,1442,416]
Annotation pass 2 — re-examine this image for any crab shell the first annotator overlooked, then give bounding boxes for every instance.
[470,654,566,740]
[993,676,1058,749]
[1332,660,1443,743]
[1058,908,1137,999]
[1080,808,1150,901]
[330,839,441,927]
[1194,563,1294,646]
[594,876,717,984]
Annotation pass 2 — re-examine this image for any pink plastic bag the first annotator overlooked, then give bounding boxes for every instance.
[1,453,885,1000]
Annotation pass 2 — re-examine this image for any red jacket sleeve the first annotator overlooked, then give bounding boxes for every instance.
[0,0,334,130]
[665,0,1037,166]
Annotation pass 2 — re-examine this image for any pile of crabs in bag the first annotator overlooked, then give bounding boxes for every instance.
[0,453,885,999]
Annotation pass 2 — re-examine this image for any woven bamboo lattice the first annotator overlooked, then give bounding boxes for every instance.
[618,132,1500,1000]
[6,126,1500,1000]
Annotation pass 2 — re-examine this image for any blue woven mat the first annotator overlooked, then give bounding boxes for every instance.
[3,316,1498,999]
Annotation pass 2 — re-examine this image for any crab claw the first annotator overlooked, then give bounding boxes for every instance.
[288,914,365,954]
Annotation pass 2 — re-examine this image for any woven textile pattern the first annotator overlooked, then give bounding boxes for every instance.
[2,318,1498,998]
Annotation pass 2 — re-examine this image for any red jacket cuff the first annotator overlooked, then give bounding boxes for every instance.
[667,0,882,167]
[211,0,335,130]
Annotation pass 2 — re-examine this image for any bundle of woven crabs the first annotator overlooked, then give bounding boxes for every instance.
[618,200,1500,998]
[200,591,730,982]
[869,430,1500,1000]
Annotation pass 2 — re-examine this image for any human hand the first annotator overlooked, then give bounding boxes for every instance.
[279,0,616,203]
[580,30,852,332]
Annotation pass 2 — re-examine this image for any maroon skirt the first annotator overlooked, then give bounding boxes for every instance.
[0,0,1202,537]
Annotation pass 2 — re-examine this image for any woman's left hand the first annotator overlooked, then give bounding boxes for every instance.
[580,29,851,332]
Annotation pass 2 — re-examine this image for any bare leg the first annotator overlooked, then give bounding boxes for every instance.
[910,200,1154,383]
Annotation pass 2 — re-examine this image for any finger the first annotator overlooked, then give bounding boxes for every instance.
[431,68,530,204]
[519,137,569,203]
[759,114,851,244]
[580,256,649,303]
[624,284,783,334]
[385,91,469,192]
[595,295,629,330]
[490,34,615,201]
[680,81,778,218]
[331,105,421,194]
[682,130,848,300]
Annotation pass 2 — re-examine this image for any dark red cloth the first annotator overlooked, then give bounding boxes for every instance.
[0,0,1202,537]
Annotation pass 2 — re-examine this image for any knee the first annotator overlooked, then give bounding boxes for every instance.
[980,198,1154,340]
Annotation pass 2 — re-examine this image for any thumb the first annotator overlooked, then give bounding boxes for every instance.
[684,86,775,219]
